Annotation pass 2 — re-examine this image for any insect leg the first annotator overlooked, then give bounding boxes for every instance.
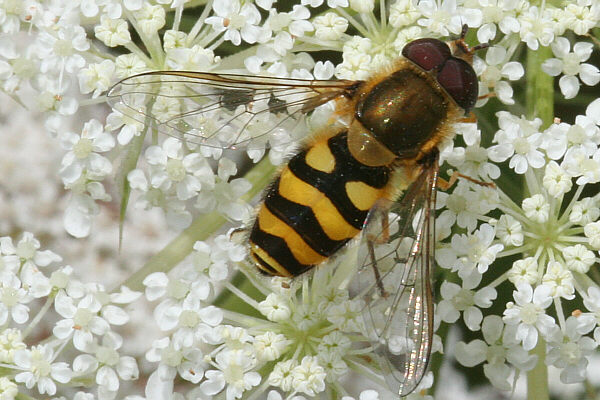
[437,171,496,191]
[367,238,388,298]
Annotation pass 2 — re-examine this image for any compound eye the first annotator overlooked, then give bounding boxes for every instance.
[402,38,451,71]
[437,58,479,111]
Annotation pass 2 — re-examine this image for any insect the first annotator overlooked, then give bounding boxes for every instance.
[107,26,486,397]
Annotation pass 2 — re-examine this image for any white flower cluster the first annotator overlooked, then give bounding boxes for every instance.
[140,237,373,400]
[0,0,599,398]
[437,99,600,390]
[0,233,141,399]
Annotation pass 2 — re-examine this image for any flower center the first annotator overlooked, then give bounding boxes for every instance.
[481,65,501,85]
[12,57,37,79]
[96,346,120,366]
[224,362,245,385]
[74,138,93,159]
[166,279,189,299]
[166,159,186,182]
[559,342,581,365]
[54,39,74,57]
[486,344,506,364]
[562,53,581,76]
[452,289,474,311]
[73,308,93,327]
[270,13,292,31]
[179,310,199,328]
[16,241,36,260]
[31,349,51,378]
[226,14,246,30]
[483,5,503,22]
[447,193,467,213]
[519,303,540,324]
[161,345,183,367]
[567,124,586,144]
[513,137,531,155]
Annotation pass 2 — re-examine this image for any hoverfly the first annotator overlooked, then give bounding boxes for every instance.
[107,26,486,397]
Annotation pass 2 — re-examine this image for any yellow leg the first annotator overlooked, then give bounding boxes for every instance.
[437,170,496,191]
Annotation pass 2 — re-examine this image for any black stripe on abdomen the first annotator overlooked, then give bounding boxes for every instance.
[264,180,349,256]
[288,132,390,230]
[249,227,311,276]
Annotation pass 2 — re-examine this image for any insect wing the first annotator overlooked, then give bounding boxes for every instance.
[351,159,438,397]
[107,71,355,149]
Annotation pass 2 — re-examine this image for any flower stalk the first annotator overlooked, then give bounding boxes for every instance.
[525,43,553,400]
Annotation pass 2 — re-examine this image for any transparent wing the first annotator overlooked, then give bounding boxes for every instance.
[107,71,358,149]
[350,154,439,397]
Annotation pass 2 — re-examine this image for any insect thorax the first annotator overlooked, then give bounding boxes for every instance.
[354,68,449,159]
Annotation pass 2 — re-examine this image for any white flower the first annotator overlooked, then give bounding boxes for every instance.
[522,194,549,223]
[582,286,600,343]
[14,345,73,396]
[53,291,110,351]
[417,0,481,37]
[291,356,326,396]
[542,37,600,99]
[205,0,266,46]
[92,332,139,392]
[546,316,597,383]
[437,180,497,232]
[78,60,116,98]
[0,328,26,363]
[94,16,131,47]
[562,0,600,35]
[488,112,545,174]
[0,376,18,399]
[503,284,556,350]
[475,0,521,42]
[543,161,572,197]
[144,137,206,201]
[133,3,166,36]
[195,158,252,221]
[437,223,503,279]
[507,257,540,286]
[475,45,524,105]
[145,337,204,384]
[59,119,115,187]
[541,261,575,299]
[171,299,224,349]
[258,293,292,322]
[584,221,600,249]
[570,197,600,226]
[495,214,524,247]
[455,315,537,390]
[389,0,420,28]
[437,272,496,330]
[200,350,261,400]
[36,25,89,76]
[254,332,292,362]
[268,359,296,392]
[563,244,595,273]
[562,147,600,185]
[518,6,554,50]
[0,233,61,291]
[313,12,348,44]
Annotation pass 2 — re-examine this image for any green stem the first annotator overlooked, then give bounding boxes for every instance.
[524,41,553,400]
[115,156,276,292]
[525,45,554,128]
[527,338,549,400]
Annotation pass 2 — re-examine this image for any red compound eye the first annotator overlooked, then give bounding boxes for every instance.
[402,38,451,71]
[437,58,479,112]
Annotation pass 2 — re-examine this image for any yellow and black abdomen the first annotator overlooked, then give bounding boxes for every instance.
[249,131,392,277]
